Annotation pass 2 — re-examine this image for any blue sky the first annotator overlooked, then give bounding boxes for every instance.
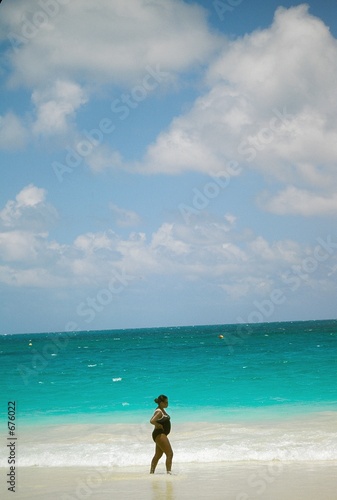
[1,0,337,334]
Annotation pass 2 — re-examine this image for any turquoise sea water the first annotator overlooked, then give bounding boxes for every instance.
[1,320,337,426]
[1,320,337,466]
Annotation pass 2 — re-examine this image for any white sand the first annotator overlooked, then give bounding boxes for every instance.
[1,462,337,499]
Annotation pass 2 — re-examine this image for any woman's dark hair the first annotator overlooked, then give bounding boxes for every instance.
[154,394,168,405]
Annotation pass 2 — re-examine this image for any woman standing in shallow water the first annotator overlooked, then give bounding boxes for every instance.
[150,394,173,474]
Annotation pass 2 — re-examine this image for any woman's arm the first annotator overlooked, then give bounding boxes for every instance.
[150,409,163,428]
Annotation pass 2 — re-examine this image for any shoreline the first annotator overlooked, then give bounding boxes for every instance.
[0,410,336,468]
[1,410,336,498]
[1,462,337,500]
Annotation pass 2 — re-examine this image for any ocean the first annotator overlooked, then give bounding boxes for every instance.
[1,319,337,467]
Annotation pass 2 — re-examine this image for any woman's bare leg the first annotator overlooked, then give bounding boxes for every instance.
[155,434,173,473]
[150,444,163,473]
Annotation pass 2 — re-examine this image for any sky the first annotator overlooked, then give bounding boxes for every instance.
[1,0,337,334]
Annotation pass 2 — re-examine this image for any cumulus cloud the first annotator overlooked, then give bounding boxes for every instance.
[151,222,190,256]
[0,185,60,279]
[0,211,335,297]
[260,186,337,216]
[132,5,337,215]
[0,82,87,147]
[0,231,42,262]
[0,265,68,288]
[1,0,221,148]
[3,0,220,88]
[31,80,87,136]
[74,231,117,255]
[0,184,58,231]
[0,183,336,298]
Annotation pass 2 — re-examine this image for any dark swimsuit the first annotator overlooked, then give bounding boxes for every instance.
[152,412,171,442]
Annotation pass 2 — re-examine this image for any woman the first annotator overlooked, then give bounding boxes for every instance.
[150,394,173,474]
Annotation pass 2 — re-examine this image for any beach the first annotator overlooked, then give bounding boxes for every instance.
[1,413,337,499]
[1,462,337,499]
[1,0,337,493]
[1,322,337,498]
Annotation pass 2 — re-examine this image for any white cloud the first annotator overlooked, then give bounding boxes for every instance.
[0,231,41,262]
[74,232,117,254]
[0,184,58,231]
[0,185,60,270]
[220,276,274,300]
[0,82,87,147]
[86,146,123,174]
[0,112,28,149]
[109,204,141,227]
[1,0,221,149]
[0,186,336,297]
[131,5,337,215]
[31,80,87,136]
[15,184,45,206]
[151,222,190,256]
[4,0,220,88]
[0,265,67,288]
[0,215,335,296]
[260,186,337,216]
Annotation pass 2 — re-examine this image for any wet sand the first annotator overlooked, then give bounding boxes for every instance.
[1,462,337,499]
